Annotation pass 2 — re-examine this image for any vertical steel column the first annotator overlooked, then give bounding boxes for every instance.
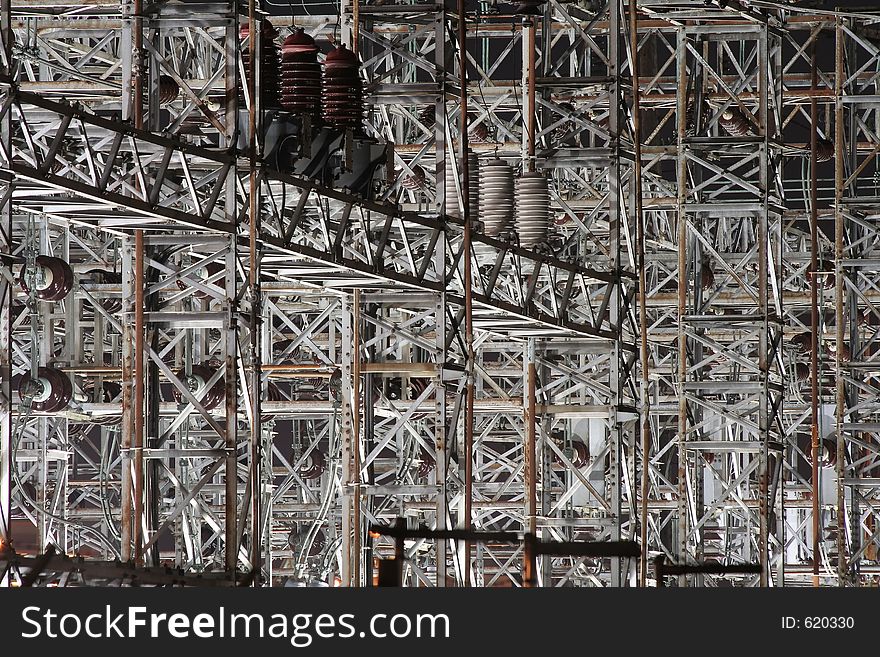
[525,339,537,542]
[341,295,354,585]
[0,0,12,588]
[628,0,652,588]
[223,16,239,575]
[757,26,770,586]
[833,18,847,586]
[120,238,134,562]
[247,1,264,586]
[809,37,821,589]
[456,0,474,587]
[433,7,448,588]
[607,0,626,587]
[675,26,689,580]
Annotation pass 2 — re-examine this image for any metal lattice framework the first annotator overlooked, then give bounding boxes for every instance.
[2,0,880,588]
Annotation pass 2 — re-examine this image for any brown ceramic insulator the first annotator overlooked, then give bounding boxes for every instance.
[66,423,93,439]
[172,363,225,411]
[419,105,436,129]
[468,114,490,142]
[18,366,73,413]
[239,21,281,109]
[400,164,426,192]
[287,526,326,557]
[261,381,284,424]
[700,260,715,291]
[552,102,577,144]
[553,440,589,468]
[830,341,852,362]
[790,333,813,354]
[321,44,363,130]
[19,255,74,302]
[408,376,431,399]
[299,449,327,481]
[806,262,835,290]
[815,138,834,163]
[158,75,180,105]
[84,269,122,313]
[417,449,436,478]
[280,28,321,118]
[719,108,754,137]
[795,362,810,382]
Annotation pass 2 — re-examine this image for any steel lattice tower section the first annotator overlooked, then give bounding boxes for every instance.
[3,0,880,587]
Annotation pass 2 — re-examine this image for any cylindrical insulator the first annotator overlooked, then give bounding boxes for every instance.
[815,138,834,163]
[19,255,74,302]
[158,75,180,105]
[172,363,225,411]
[719,108,753,137]
[261,381,283,423]
[280,28,321,118]
[418,449,436,478]
[322,44,363,130]
[515,172,550,248]
[479,158,514,237]
[175,261,224,299]
[400,164,426,192]
[553,441,589,468]
[240,21,281,109]
[299,450,327,481]
[790,332,812,354]
[409,376,431,398]
[700,260,715,291]
[18,366,73,413]
[552,102,576,144]
[419,105,435,130]
[288,527,326,556]
[468,114,490,142]
[84,269,122,313]
[445,150,479,219]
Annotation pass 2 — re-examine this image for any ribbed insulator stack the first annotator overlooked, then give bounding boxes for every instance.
[515,172,550,248]
[419,105,435,130]
[468,114,490,142]
[322,44,363,130]
[719,108,753,136]
[280,28,321,118]
[478,158,514,237]
[400,164,426,192]
[240,21,281,109]
[816,138,834,163]
[18,367,73,413]
[158,75,180,105]
[19,255,74,302]
[444,150,479,219]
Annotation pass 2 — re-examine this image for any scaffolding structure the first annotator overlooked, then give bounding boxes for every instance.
[1,0,880,587]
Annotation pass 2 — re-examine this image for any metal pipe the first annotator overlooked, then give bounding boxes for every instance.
[247,0,263,587]
[352,288,362,586]
[629,0,652,588]
[457,0,474,587]
[834,18,847,586]
[809,39,821,589]
[133,229,144,564]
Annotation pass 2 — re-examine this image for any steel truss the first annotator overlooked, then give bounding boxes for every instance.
[1,0,880,588]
